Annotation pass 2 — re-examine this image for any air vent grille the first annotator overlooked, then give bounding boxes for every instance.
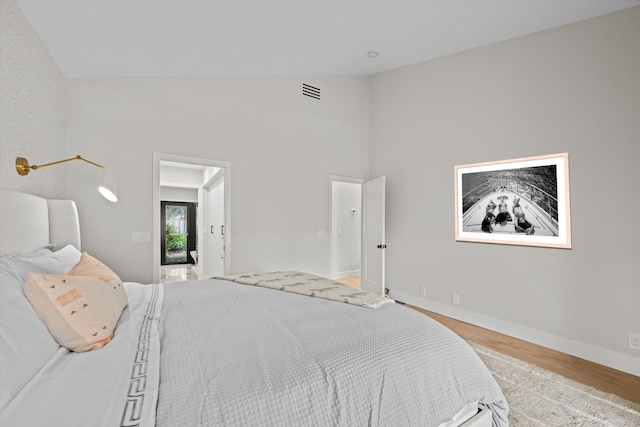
[301,83,321,101]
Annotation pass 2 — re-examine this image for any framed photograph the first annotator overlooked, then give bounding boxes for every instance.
[454,153,571,248]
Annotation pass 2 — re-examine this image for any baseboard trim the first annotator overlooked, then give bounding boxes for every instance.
[391,290,640,377]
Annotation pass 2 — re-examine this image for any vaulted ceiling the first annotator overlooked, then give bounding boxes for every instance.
[17,0,640,78]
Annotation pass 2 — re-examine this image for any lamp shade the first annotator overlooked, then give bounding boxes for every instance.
[98,165,118,203]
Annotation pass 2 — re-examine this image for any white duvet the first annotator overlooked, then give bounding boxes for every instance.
[156,279,508,427]
[0,282,162,427]
[2,278,508,427]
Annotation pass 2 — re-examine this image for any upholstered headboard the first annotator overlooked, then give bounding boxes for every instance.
[0,190,81,256]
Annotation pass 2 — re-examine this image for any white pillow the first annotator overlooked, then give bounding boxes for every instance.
[0,245,81,411]
[1,245,82,281]
[0,245,53,260]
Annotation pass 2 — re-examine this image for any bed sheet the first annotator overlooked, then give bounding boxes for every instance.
[0,282,162,427]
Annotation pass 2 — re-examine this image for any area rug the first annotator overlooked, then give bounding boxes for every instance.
[469,342,640,426]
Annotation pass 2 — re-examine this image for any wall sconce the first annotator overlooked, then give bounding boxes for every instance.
[16,155,118,203]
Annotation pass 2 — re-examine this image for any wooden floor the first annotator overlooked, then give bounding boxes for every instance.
[335,276,361,289]
[408,305,640,404]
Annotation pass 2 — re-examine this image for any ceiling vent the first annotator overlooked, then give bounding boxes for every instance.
[301,82,322,101]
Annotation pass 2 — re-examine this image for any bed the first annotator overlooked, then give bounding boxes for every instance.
[0,189,508,427]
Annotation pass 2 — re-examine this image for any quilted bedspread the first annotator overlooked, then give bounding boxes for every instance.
[155,278,508,427]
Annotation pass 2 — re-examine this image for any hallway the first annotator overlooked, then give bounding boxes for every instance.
[160,264,198,284]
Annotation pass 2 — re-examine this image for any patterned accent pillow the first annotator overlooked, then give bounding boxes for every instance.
[24,253,128,352]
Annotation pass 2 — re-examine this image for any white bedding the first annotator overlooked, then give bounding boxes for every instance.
[1,268,508,427]
[1,275,509,426]
[156,279,508,427]
[0,191,508,426]
[0,245,84,410]
[0,282,162,427]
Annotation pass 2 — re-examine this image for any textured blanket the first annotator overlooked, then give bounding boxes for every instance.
[215,271,394,308]
[156,279,509,427]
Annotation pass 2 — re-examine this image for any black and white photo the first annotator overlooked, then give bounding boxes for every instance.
[455,153,571,248]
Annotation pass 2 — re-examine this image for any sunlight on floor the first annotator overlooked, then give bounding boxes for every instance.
[335,276,361,289]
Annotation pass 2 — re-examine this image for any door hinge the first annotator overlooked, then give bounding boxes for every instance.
[377,244,387,249]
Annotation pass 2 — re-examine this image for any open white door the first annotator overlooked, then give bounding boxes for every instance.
[361,176,385,296]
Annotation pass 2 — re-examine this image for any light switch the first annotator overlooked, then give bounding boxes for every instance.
[132,232,150,243]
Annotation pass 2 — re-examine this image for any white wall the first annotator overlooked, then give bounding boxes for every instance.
[160,166,201,187]
[64,76,370,283]
[160,186,198,203]
[0,0,65,198]
[370,7,640,375]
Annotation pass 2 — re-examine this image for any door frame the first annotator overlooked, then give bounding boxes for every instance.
[153,152,232,283]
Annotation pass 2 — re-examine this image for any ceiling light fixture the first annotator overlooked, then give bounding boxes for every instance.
[367,51,379,59]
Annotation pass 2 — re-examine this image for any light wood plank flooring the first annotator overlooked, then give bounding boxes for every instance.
[335,276,361,289]
[408,305,640,404]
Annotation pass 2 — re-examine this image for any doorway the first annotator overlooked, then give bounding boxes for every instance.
[153,153,232,284]
[329,175,386,296]
[161,201,197,265]
[330,176,363,286]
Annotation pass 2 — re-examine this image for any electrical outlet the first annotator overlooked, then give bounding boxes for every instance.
[629,333,640,351]
[420,285,427,296]
[452,293,460,306]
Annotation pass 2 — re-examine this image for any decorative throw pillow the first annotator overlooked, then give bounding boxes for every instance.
[24,253,128,352]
